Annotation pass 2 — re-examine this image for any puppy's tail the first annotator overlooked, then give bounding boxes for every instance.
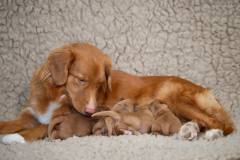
[48,116,65,138]
[92,111,121,122]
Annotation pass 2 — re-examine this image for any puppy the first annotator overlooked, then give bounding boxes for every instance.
[92,98,138,136]
[48,105,109,141]
[92,105,155,136]
[149,100,181,136]
[0,43,112,144]
[48,114,97,142]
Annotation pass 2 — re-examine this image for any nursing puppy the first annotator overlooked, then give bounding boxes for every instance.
[92,105,155,136]
[48,114,97,142]
[0,43,112,144]
[48,105,109,141]
[149,100,181,136]
[92,98,138,136]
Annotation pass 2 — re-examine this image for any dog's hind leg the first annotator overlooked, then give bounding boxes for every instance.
[105,117,115,137]
[50,130,63,142]
[0,109,40,134]
[176,103,225,141]
[127,126,141,135]
[2,124,48,144]
[151,124,161,136]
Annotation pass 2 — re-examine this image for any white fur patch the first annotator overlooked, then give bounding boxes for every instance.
[205,129,223,141]
[2,133,26,144]
[27,102,61,124]
[178,122,199,140]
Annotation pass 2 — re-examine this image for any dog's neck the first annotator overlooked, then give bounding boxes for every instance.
[154,106,169,119]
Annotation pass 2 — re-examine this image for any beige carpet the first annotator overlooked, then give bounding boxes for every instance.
[0,0,240,159]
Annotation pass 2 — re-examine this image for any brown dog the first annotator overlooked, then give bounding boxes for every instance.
[97,70,234,140]
[0,43,112,144]
[48,114,97,142]
[1,45,234,143]
[92,105,155,136]
[149,100,181,136]
[92,98,138,136]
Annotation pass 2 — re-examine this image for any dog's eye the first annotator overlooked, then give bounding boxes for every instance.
[78,78,85,85]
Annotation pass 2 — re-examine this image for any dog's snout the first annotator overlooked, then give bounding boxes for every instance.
[84,97,96,114]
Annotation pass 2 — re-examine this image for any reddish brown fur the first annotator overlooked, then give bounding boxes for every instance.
[92,106,155,136]
[92,99,138,136]
[149,100,182,136]
[48,114,97,141]
[97,70,234,136]
[0,44,234,143]
[0,43,112,142]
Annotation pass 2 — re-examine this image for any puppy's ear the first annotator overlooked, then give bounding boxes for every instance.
[47,44,74,86]
[159,100,165,104]
[119,97,124,101]
[104,54,112,92]
[134,106,141,112]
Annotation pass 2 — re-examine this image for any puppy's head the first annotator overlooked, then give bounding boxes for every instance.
[148,100,168,116]
[111,98,139,113]
[47,43,112,115]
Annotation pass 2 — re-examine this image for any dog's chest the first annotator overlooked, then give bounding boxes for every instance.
[27,95,66,124]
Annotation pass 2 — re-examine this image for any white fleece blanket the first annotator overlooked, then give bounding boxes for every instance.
[0,0,240,159]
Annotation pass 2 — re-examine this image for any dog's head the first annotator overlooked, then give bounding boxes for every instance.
[111,98,139,113]
[148,100,168,116]
[47,43,112,115]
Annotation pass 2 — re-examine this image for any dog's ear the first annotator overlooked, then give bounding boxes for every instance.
[119,97,124,101]
[104,54,112,92]
[134,105,141,112]
[47,44,74,86]
[159,100,165,104]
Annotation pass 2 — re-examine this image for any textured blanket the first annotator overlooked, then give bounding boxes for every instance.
[0,0,240,159]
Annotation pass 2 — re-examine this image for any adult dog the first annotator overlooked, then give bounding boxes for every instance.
[0,43,112,144]
[0,44,234,143]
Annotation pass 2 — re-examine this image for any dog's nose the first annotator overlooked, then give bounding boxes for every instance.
[85,97,96,114]
[85,108,95,114]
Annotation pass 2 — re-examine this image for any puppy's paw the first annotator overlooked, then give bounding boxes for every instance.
[2,133,26,144]
[205,129,223,141]
[124,130,132,135]
[178,122,199,141]
[51,139,62,142]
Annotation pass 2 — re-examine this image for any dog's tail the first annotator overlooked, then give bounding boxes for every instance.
[48,116,65,138]
[194,89,234,135]
[92,111,121,122]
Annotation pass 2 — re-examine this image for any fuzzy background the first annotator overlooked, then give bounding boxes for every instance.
[0,0,240,159]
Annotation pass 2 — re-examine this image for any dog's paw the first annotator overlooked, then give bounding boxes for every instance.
[2,133,26,144]
[124,130,132,135]
[205,129,223,141]
[51,139,62,142]
[178,122,199,140]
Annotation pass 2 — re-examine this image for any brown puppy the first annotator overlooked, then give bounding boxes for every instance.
[48,114,97,142]
[97,70,234,140]
[92,98,138,136]
[0,43,112,144]
[92,105,155,136]
[149,100,181,136]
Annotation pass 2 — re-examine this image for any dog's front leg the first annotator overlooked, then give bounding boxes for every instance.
[0,109,40,134]
[2,124,48,144]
